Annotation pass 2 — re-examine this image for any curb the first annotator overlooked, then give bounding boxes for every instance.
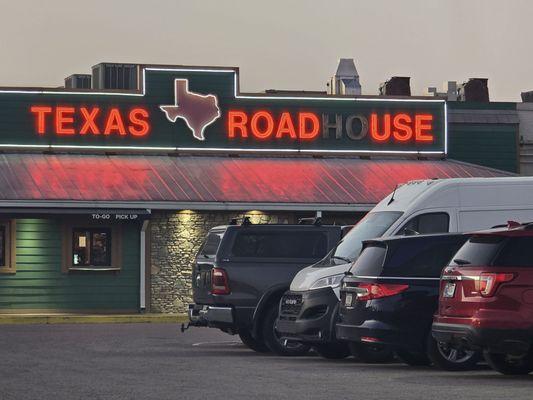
[0,313,188,325]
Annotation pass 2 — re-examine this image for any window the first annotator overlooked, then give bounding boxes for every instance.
[0,220,15,274]
[198,231,224,258]
[450,235,505,267]
[493,237,533,268]
[401,212,449,234]
[384,236,467,277]
[230,231,328,260]
[63,222,121,272]
[72,228,112,267]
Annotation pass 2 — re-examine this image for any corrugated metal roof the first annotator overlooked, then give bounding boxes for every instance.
[0,154,513,209]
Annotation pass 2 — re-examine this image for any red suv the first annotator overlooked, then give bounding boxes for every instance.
[432,223,533,375]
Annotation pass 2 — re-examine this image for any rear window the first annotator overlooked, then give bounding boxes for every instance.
[230,231,328,259]
[449,235,505,267]
[351,236,466,278]
[349,244,387,276]
[383,237,466,277]
[493,237,533,267]
[198,232,224,257]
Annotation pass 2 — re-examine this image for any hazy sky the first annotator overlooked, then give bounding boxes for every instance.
[0,0,531,101]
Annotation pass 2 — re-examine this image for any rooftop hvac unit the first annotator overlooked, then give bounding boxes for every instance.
[379,77,411,96]
[521,91,533,102]
[458,78,489,102]
[64,74,91,89]
[91,63,138,90]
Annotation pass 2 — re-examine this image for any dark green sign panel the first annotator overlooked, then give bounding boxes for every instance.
[0,67,446,154]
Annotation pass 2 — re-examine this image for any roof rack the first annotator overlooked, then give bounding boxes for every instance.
[298,217,322,226]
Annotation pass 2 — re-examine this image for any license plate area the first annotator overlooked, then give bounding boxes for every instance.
[443,282,456,298]
[344,293,353,307]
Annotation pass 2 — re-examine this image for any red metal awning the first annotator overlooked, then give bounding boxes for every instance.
[0,153,513,211]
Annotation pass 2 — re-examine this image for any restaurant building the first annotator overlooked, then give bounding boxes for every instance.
[0,63,518,314]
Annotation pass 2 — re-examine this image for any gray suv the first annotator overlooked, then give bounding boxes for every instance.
[186,219,345,355]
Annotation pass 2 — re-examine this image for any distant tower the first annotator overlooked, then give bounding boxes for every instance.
[328,58,361,95]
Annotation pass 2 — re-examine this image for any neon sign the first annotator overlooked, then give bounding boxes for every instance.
[30,106,150,137]
[0,66,446,154]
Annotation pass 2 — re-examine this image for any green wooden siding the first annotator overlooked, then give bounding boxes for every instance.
[448,123,518,173]
[0,218,140,311]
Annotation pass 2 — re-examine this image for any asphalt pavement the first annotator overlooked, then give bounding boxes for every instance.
[1,323,532,400]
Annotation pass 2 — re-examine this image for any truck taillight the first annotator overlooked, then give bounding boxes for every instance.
[211,268,230,295]
[355,283,409,301]
[478,273,514,297]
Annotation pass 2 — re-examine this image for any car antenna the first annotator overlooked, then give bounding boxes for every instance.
[387,184,399,206]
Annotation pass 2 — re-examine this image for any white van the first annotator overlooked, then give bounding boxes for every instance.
[291,177,533,293]
[277,177,533,358]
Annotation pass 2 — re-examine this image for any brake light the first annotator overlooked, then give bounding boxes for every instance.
[211,268,230,295]
[355,283,409,301]
[478,273,514,297]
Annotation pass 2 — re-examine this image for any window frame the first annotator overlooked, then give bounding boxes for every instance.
[62,220,122,272]
[0,219,16,274]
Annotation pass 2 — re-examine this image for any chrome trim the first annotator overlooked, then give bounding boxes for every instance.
[350,275,440,281]
[441,275,479,281]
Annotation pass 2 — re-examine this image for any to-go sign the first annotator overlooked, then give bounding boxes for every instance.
[92,214,139,220]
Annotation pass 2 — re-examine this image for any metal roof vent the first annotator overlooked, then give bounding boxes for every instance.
[327,58,361,95]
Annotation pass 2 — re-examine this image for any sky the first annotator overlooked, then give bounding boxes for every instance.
[0,0,531,101]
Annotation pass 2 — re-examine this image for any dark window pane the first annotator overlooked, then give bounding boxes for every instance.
[450,235,504,267]
[72,228,112,267]
[493,237,533,267]
[350,244,386,275]
[383,236,466,277]
[0,225,5,266]
[231,231,328,259]
[402,213,449,234]
[200,232,223,257]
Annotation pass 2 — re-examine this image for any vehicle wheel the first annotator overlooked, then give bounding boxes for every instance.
[396,349,431,366]
[427,337,479,371]
[263,304,311,356]
[348,342,394,363]
[238,330,269,353]
[313,342,351,359]
[484,350,533,375]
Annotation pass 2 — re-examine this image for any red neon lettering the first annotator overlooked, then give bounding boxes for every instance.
[55,107,75,135]
[299,113,320,140]
[392,113,413,142]
[250,111,274,140]
[128,108,150,137]
[30,106,52,135]
[415,114,434,142]
[79,107,100,135]
[104,108,127,136]
[228,111,248,138]
[276,112,297,139]
[370,113,391,142]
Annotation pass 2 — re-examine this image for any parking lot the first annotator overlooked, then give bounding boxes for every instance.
[0,323,532,400]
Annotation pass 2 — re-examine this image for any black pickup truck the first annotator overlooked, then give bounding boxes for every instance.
[186,219,347,355]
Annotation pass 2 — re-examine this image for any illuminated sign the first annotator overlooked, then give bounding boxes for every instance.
[0,66,447,155]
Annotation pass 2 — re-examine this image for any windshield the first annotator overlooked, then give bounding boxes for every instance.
[314,211,402,267]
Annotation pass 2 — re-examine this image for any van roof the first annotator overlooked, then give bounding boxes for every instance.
[372,176,533,213]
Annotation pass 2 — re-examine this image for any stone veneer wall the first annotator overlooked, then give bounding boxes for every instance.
[150,211,295,314]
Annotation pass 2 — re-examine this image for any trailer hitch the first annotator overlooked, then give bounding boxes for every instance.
[180,322,190,333]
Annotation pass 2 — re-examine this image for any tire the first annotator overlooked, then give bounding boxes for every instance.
[238,330,270,353]
[348,342,394,363]
[262,303,311,356]
[427,336,480,371]
[396,349,431,366]
[484,350,533,375]
[313,342,351,359]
